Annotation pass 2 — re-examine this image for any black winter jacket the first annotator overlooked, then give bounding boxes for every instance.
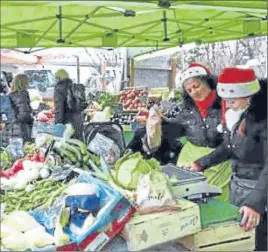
[161,95,223,149]
[198,79,267,213]
[54,79,86,140]
[2,89,33,145]
[126,126,183,165]
[128,95,223,163]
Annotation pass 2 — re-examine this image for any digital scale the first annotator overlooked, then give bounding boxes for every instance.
[162,164,222,203]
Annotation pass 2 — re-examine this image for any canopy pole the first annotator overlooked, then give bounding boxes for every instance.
[33,20,58,48]
[162,11,169,41]
[57,6,64,43]
[73,55,80,83]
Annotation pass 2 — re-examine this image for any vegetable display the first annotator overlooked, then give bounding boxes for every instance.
[50,139,100,168]
[110,112,136,125]
[120,89,148,111]
[23,142,37,156]
[1,179,67,213]
[0,148,12,170]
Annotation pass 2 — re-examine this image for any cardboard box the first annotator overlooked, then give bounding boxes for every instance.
[122,199,201,251]
[177,221,255,251]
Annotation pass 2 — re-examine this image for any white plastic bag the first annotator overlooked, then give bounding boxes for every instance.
[146,105,162,149]
[2,211,42,232]
[2,233,30,251]
[24,226,55,248]
[136,172,179,214]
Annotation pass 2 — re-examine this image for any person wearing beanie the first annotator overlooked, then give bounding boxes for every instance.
[54,69,84,140]
[140,62,232,201]
[193,67,267,251]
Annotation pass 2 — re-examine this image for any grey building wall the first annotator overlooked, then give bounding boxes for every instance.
[128,48,172,89]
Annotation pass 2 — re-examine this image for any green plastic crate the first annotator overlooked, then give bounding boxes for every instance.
[199,199,241,229]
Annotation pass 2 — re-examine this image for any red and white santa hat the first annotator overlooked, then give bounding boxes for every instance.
[217,67,260,99]
[180,63,211,86]
[216,67,260,133]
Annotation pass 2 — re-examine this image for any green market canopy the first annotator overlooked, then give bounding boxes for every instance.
[1,1,267,49]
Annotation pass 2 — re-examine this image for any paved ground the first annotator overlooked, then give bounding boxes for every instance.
[103,236,185,251]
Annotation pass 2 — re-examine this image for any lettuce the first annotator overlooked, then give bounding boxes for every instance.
[114,152,161,190]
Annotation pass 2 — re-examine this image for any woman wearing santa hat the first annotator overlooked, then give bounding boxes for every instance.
[193,67,267,251]
[141,62,232,201]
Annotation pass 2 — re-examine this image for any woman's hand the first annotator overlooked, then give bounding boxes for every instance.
[239,206,260,232]
[184,162,203,172]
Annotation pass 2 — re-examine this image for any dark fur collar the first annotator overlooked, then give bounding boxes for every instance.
[247,78,267,122]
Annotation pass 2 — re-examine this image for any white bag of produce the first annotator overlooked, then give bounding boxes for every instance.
[24,226,55,248]
[136,171,179,214]
[0,223,21,239]
[2,233,31,251]
[2,211,42,232]
[146,105,162,150]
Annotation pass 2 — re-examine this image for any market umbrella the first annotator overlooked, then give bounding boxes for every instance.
[0,1,267,49]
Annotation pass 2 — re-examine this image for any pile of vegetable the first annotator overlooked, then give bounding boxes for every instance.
[23,142,37,156]
[0,153,44,179]
[89,152,161,190]
[1,211,56,250]
[168,89,183,104]
[120,89,148,111]
[114,152,161,190]
[96,92,118,109]
[135,108,149,124]
[0,147,13,170]
[47,139,100,169]
[1,179,67,213]
[36,109,54,123]
[110,112,136,125]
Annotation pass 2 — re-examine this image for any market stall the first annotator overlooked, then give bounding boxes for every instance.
[1,1,267,251]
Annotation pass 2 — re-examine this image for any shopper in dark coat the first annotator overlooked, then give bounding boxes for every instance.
[54,69,86,140]
[2,74,33,146]
[129,63,232,201]
[126,125,183,165]
[192,68,267,251]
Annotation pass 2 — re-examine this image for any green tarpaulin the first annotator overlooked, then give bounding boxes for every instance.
[0,1,267,48]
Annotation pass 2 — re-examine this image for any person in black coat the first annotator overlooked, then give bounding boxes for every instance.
[129,63,232,201]
[2,74,33,146]
[192,68,267,251]
[126,125,183,165]
[54,69,86,140]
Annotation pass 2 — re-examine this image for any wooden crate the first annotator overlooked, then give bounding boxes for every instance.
[177,221,255,251]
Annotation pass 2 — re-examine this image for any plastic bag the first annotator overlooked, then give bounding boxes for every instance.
[136,171,179,215]
[30,173,127,246]
[24,226,55,248]
[88,132,121,165]
[62,124,74,140]
[146,105,162,150]
[2,211,42,232]
[2,233,30,251]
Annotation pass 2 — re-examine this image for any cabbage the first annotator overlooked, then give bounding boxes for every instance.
[2,211,42,232]
[114,152,161,190]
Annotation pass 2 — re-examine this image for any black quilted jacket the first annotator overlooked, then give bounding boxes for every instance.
[197,79,267,213]
[2,89,33,145]
[162,95,223,149]
[54,79,86,140]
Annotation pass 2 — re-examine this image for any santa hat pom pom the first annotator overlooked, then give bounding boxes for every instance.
[217,124,223,133]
